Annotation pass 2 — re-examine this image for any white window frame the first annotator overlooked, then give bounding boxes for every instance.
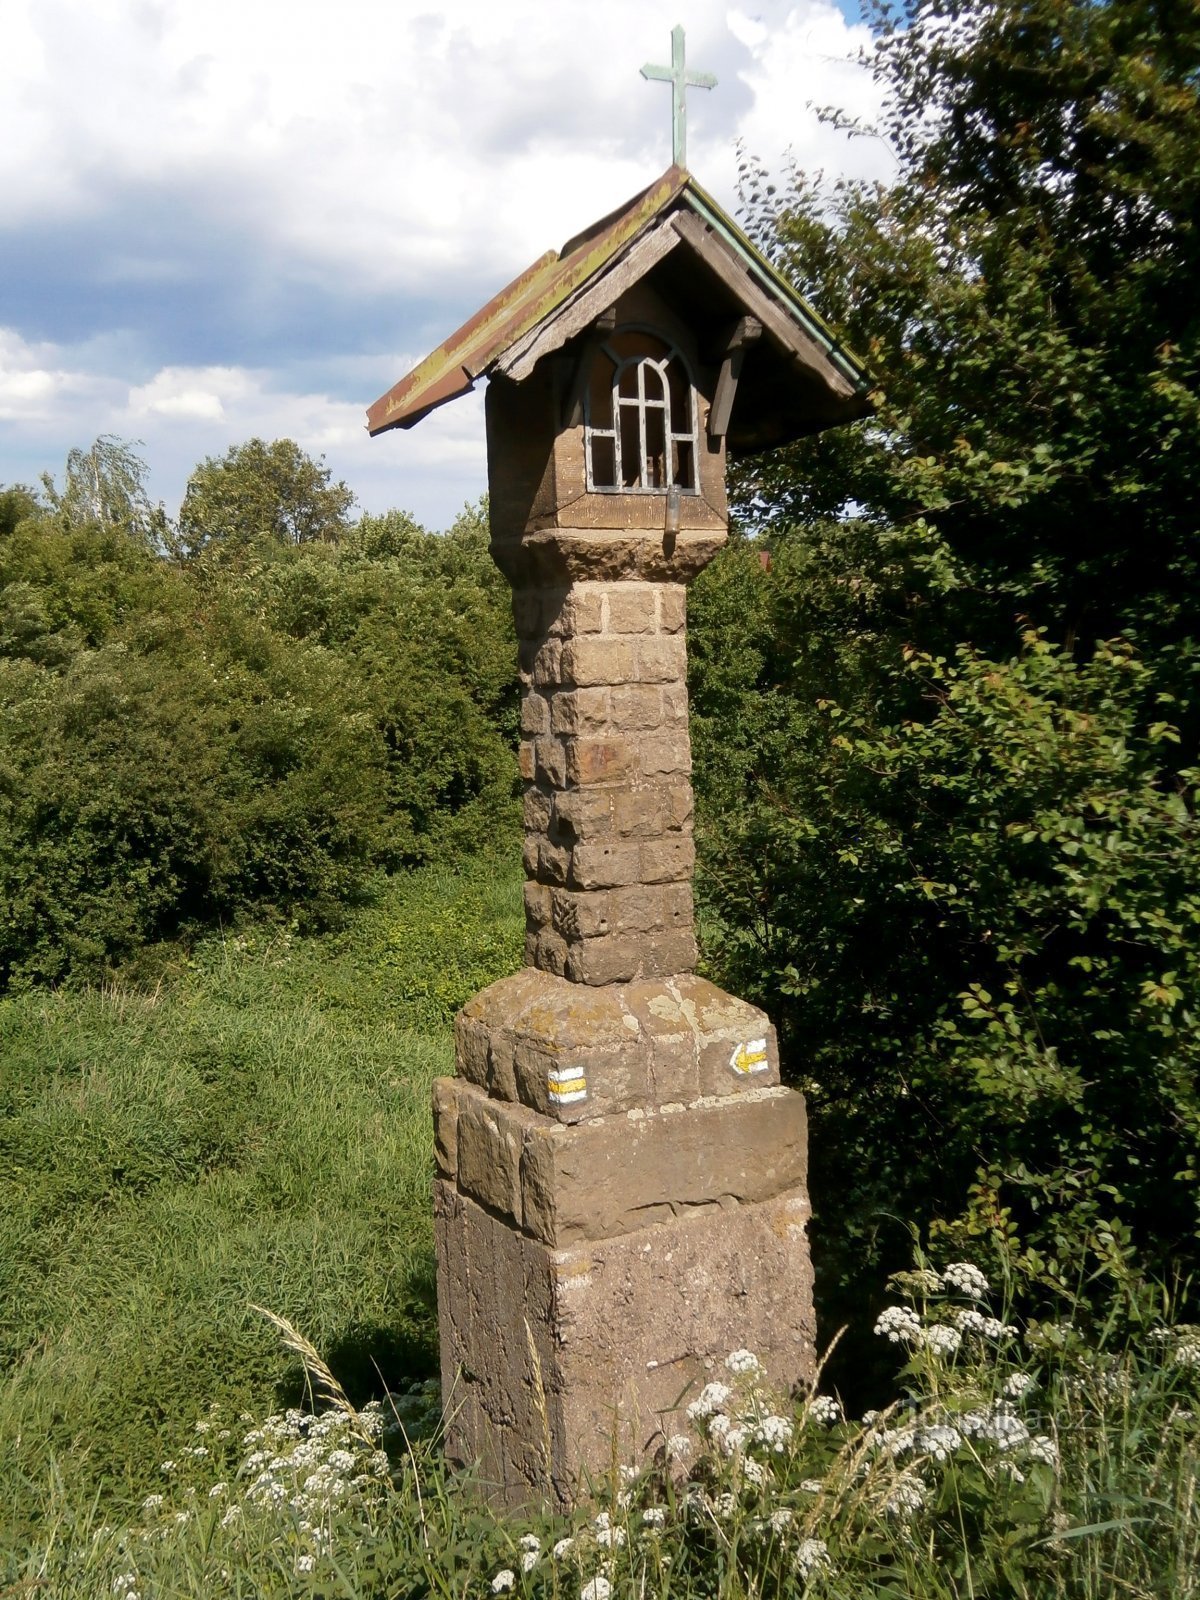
[584,328,700,495]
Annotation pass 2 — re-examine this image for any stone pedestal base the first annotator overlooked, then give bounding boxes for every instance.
[433,967,815,1506]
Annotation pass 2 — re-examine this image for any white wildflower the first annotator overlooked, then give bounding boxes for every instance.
[874,1305,922,1344]
[596,1525,626,1549]
[220,1504,242,1527]
[1028,1435,1059,1466]
[794,1537,831,1579]
[296,1554,316,1575]
[1004,1372,1036,1399]
[799,1478,824,1494]
[665,1433,692,1460]
[328,1450,356,1473]
[159,1461,176,1475]
[581,1580,611,1600]
[886,1475,926,1517]
[1175,1340,1200,1368]
[809,1395,841,1425]
[708,1413,748,1454]
[140,1494,164,1513]
[941,1262,991,1300]
[742,1455,768,1485]
[754,1413,795,1451]
[921,1323,963,1356]
[208,1482,227,1499]
[552,1536,576,1559]
[956,1308,1016,1339]
[194,1420,210,1435]
[726,1348,763,1376]
[916,1423,962,1461]
[769,1507,794,1532]
[519,1534,541,1553]
[112,1577,138,1596]
[642,1506,666,1528]
[875,1425,917,1459]
[491,1570,516,1594]
[687,1381,733,1420]
[714,1492,737,1520]
[522,1551,540,1573]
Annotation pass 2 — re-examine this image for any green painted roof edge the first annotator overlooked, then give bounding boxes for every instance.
[680,172,869,393]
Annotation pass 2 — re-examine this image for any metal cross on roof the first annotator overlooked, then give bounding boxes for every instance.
[640,24,717,170]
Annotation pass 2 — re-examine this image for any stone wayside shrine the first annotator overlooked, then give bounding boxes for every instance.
[368,137,869,1503]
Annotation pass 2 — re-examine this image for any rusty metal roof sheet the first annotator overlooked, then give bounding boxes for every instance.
[366,165,869,438]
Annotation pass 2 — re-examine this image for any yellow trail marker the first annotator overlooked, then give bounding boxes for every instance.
[730,1038,769,1075]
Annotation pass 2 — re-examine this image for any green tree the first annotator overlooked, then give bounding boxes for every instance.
[690,0,1200,1346]
[40,436,168,549]
[179,438,355,556]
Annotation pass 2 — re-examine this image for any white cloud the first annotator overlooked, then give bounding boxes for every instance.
[0,0,890,525]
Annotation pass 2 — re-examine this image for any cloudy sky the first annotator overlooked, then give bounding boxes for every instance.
[1,1,892,530]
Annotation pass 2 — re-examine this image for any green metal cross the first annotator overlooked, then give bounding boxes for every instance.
[640,24,717,170]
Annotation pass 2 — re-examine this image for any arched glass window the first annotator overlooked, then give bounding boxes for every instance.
[585,329,699,494]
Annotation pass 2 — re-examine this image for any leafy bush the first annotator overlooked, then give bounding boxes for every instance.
[690,0,1200,1340]
[0,477,519,986]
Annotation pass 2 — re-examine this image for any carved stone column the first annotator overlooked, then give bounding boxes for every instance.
[432,520,814,1507]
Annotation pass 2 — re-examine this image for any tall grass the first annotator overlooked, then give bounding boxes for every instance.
[6,1262,1196,1597]
[0,854,524,1547]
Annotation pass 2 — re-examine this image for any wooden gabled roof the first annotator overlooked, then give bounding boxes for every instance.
[367,166,871,452]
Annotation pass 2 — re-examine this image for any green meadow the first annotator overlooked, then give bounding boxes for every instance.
[0,855,524,1547]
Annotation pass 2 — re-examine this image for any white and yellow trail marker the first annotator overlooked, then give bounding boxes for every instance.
[548,1064,588,1106]
[729,1038,769,1076]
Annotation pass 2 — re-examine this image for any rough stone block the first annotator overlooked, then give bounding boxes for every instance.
[530,927,569,976]
[637,636,688,683]
[661,682,689,723]
[518,741,536,781]
[436,1179,815,1506]
[638,733,692,779]
[520,693,550,735]
[530,638,562,686]
[550,687,609,736]
[431,1075,462,1177]
[640,928,698,977]
[455,1086,545,1225]
[565,738,634,786]
[535,737,566,789]
[537,839,569,885]
[454,1014,492,1088]
[523,788,552,834]
[563,935,642,986]
[569,842,642,890]
[552,884,690,941]
[518,1086,808,1246]
[607,585,658,633]
[609,784,691,839]
[658,586,687,633]
[560,636,637,688]
[551,789,614,845]
[523,881,552,930]
[640,836,696,884]
[609,684,665,731]
[458,969,779,1115]
[560,584,606,634]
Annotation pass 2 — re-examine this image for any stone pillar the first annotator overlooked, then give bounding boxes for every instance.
[516,579,695,986]
[432,549,814,1507]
